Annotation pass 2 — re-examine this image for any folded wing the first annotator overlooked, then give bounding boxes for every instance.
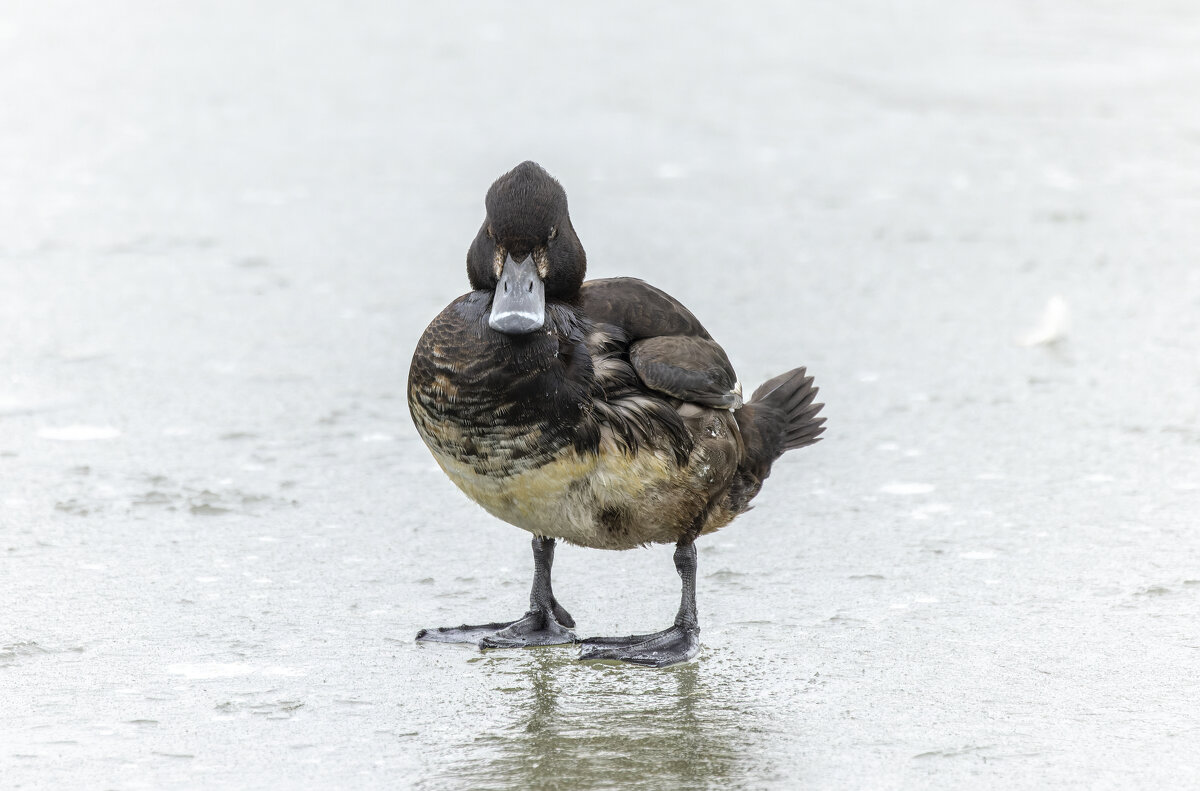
[580,277,742,409]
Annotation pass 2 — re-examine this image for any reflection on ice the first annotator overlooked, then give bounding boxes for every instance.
[436,653,752,791]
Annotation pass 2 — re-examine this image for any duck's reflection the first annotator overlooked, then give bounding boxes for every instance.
[448,650,750,790]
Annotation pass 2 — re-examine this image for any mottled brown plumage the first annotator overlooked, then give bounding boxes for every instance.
[409,161,825,666]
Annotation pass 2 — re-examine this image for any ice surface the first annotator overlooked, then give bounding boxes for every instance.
[2,1,1200,789]
[881,482,937,495]
[36,426,122,441]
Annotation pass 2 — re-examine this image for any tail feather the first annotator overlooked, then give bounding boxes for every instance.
[747,366,826,454]
[724,367,825,515]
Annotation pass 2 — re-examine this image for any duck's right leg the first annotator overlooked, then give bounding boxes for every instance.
[577,540,701,666]
[416,536,577,649]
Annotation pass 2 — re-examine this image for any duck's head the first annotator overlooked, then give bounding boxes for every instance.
[467,161,587,335]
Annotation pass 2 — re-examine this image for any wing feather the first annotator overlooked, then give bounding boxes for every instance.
[581,277,741,409]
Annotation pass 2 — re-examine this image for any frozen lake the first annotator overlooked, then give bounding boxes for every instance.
[3,1,1200,788]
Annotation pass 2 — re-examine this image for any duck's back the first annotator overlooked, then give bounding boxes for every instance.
[580,277,713,339]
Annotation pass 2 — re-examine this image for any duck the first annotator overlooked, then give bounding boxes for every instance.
[408,161,825,667]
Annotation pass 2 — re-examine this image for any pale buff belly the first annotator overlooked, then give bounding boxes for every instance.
[428,438,704,550]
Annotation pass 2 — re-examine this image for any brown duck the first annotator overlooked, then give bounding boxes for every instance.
[408,161,825,666]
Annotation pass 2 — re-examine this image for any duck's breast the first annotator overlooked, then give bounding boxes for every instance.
[428,405,741,550]
[408,294,592,476]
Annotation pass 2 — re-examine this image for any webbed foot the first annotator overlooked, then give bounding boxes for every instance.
[578,624,699,667]
[417,606,576,649]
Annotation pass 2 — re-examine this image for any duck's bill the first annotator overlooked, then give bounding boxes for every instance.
[489,254,546,334]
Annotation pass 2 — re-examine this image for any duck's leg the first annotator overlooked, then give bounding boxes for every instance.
[416,536,577,649]
[578,540,701,667]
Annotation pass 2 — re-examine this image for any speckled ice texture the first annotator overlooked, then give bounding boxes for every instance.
[2,1,1199,789]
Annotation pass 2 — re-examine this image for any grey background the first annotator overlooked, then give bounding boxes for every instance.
[2,1,1199,788]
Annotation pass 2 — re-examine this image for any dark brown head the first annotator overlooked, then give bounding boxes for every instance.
[467,162,587,334]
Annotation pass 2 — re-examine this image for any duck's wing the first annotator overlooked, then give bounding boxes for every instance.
[580,277,742,409]
[628,335,742,408]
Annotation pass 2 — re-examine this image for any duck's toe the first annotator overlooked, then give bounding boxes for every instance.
[478,611,577,649]
[415,622,512,645]
[578,624,699,667]
[416,610,576,650]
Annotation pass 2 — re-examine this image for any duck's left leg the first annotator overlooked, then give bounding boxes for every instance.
[416,536,576,649]
[578,540,701,667]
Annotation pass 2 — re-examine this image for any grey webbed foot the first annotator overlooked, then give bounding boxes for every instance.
[417,608,576,649]
[578,624,699,667]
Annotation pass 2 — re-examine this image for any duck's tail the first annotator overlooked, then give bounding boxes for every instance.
[725,367,825,514]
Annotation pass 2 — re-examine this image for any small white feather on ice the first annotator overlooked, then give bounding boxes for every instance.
[1018,295,1070,346]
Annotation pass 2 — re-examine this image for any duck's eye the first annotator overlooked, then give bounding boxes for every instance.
[547,226,557,241]
[486,225,495,240]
